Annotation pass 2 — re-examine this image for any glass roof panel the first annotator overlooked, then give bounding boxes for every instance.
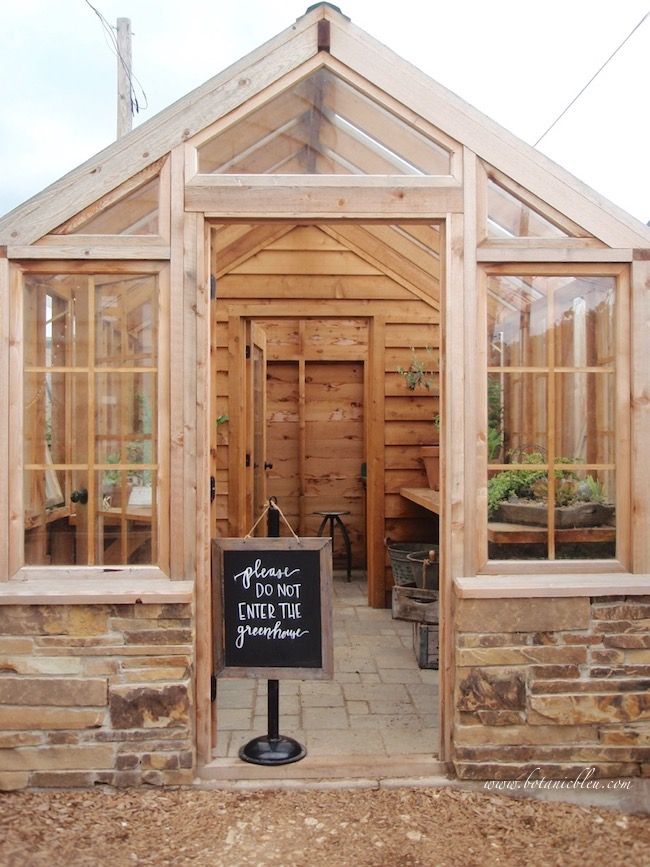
[198,69,452,175]
[53,177,160,236]
[487,178,568,239]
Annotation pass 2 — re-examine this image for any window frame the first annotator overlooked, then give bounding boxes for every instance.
[8,260,171,581]
[476,263,631,575]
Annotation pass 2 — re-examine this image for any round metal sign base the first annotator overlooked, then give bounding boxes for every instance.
[239,735,306,766]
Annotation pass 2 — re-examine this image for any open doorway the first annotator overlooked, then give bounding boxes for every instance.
[207,221,442,777]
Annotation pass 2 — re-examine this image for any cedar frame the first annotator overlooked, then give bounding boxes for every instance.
[0,3,647,775]
[5,260,173,581]
[474,262,631,577]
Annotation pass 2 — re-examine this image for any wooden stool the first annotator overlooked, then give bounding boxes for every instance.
[314,510,352,581]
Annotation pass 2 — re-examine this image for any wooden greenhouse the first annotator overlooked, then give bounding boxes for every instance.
[0,3,649,788]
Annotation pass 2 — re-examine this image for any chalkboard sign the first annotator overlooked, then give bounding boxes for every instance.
[212,537,333,680]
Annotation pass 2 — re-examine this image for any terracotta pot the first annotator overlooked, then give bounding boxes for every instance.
[420,445,439,490]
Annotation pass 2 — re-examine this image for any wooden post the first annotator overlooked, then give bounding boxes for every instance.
[367,315,386,608]
[0,258,9,579]
[116,17,133,139]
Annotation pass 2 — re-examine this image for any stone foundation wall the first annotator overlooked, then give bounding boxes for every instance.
[453,594,650,780]
[0,602,194,790]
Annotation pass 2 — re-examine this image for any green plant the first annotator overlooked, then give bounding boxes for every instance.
[102,453,121,487]
[487,425,502,462]
[488,459,546,517]
[487,375,504,461]
[126,393,153,486]
[397,347,436,393]
[488,449,606,517]
[577,474,605,504]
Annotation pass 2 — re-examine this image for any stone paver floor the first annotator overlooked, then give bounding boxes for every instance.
[214,575,439,761]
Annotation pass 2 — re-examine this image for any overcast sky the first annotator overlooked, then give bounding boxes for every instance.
[1,0,648,223]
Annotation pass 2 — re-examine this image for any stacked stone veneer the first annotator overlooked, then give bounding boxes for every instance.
[0,602,194,790]
[453,594,650,780]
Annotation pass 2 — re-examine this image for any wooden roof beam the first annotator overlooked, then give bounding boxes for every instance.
[185,175,463,218]
[322,224,439,307]
[214,223,296,276]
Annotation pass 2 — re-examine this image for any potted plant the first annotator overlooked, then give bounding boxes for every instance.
[397,347,440,490]
[488,450,614,528]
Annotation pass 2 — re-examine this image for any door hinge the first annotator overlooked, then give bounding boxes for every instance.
[209,274,217,300]
[210,475,216,503]
[210,674,217,702]
[245,453,251,468]
[245,344,251,359]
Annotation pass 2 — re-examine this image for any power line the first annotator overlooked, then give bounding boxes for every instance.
[534,10,649,148]
[83,0,148,116]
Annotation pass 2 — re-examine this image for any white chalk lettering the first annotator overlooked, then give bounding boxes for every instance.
[276,583,301,599]
[278,602,301,619]
[237,602,276,621]
[232,558,301,590]
[235,620,309,649]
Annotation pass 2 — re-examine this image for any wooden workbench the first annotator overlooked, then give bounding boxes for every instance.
[400,487,440,515]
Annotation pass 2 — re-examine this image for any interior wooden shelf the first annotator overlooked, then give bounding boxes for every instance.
[400,487,440,515]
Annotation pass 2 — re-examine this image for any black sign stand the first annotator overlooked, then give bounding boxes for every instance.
[239,500,307,766]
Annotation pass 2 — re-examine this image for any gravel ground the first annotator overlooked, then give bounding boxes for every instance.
[0,786,648,867]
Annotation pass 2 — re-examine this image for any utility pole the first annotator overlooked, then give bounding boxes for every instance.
[116,17,132,138]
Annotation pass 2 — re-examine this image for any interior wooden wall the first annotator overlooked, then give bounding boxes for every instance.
[264,351,365,567]
[211,223,439,594]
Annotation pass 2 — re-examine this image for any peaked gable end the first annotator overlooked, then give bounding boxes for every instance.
[0,4,648,249]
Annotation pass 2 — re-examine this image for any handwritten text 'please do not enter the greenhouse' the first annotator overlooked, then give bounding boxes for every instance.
[232,558,309,649]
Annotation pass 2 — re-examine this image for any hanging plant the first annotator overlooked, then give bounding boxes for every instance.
[396,347,437,393]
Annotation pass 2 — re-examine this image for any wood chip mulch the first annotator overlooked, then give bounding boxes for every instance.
[0,785,648,866]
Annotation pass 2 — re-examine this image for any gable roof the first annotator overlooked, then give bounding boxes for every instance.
[1,3,648,248]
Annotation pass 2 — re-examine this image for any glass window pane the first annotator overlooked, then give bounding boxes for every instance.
[554,468,615,560]
[488,276,548,367]
[488,462,549,560]
[96,470,154,566]
[23,273,159,568]
[25,372,89,469]
[488,372,548,462]
[24,469,76,565]
[95,372,156,462]
[24,275,90,368]
[95,275,157,367]
[553,277,615,368]
[486,272,617,563]
[554,372,615,465]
